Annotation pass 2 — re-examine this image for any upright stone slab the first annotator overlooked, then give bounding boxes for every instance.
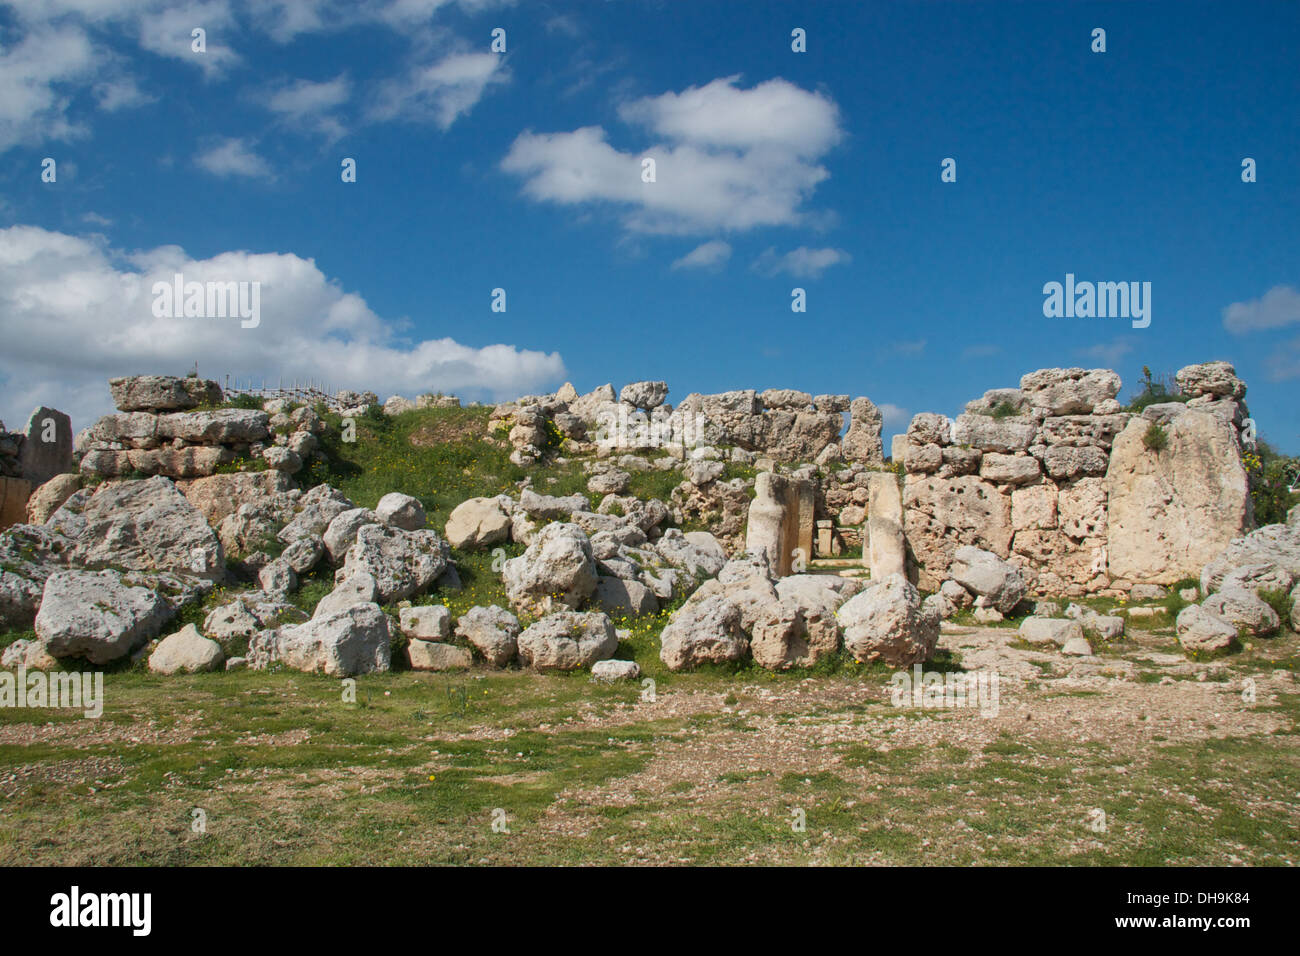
[0,477,32,531]
[744,471,817,576]
[18,406,73,487]
[1106,408,1250,584]
[865,472,906,580]
[746,471,790,573]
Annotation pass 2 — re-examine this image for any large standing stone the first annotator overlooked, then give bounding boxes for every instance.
[18,406,74,487]
[841,397,884,464]
[865,472,906,580]
[0,477,31,532]
[902,475,1013,591]
[1106,409,1250,584]
[744,471,814,576]
[35,569,172,664]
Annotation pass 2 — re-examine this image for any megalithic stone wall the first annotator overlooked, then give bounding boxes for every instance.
[897,363,1252,596]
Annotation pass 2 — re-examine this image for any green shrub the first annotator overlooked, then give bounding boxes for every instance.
[1259,588,1294,628]
[1143,422,1168,452]
[1244,439,1300,527]
[1125,366,1191,413]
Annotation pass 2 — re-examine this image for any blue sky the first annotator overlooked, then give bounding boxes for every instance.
[0,0,1297,451]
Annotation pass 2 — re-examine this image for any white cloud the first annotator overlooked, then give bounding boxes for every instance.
[0,225,566,432]
[93,74,156,111]
[195,138,273,178]
[752,246,849,279]
[264,74,350,138]
[0,25,99,152]
[370,51,508,129]
[1077,338,1134,366]
[502,76,844,235]
[1222,284,1300,334]
[671,240,731,271]
[878,403,910,430]
[617,75,841,158]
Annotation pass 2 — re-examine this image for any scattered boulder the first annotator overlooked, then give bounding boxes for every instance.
[948,546,1026,614]
[594,575,660,616]
[399,604,450,641]
[376,492,426,531]
[619,381,669,410]
[1200,589,1279,637]
[323,508,381,562]
[1019,617,1085,646]
[25,473,80,525]
[444,496,512,550]
[148,624,224,674]
[313,571,379,619]
[516,611,619,671]
[66,476,225,580]
[591,659,640,681]
[454,605,520,667]
[1,638,57,670]
[837,574,939,666]
[341,524,449,603]
[502,522,598,615]
[251,602,391,676]
[35,569,172,664]
[659,593,748,670]
[1175,604,1238,653]
[407,640,472,671]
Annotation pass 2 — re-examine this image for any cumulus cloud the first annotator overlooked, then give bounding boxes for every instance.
[752,246,849,279]
[502,75,843,235]
[264,73,350,138]
[0,25,98,152]
[93,74,157,111]
[195,138,273,178]
[370,51,509,129]
[1222,284,1300,334]
[671,240,731,271]
[0,225,566,431]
